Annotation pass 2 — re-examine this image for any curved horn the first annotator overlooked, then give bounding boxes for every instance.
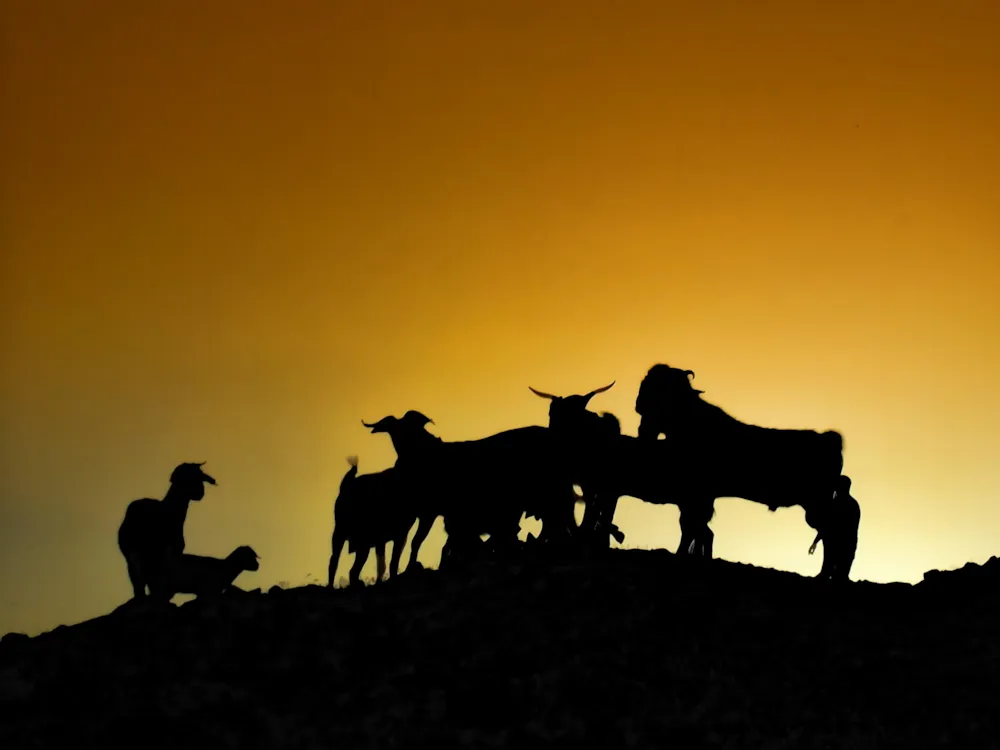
[529,386,558,400]
[361,420,376,428]
[584,381,616,400]
[684,370,695,379]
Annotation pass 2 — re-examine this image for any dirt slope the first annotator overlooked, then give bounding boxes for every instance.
[1,550,998,749]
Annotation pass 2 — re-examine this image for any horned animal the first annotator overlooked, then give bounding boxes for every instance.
[632,363,853,578]
[361,411,581,567]
[527,381,627,546]
[117,462,217,601]
[529,382,716,553]
[328,456,419,587]
[155,545,260,599]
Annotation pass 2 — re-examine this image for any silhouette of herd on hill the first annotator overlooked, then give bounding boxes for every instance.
[116,363,861,603]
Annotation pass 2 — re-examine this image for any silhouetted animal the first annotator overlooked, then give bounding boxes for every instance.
[634,364,852,577]
[528,382,627,547]
[155,545,260,599]
[807,475,861,580]
[328,456,418,587]
[117,462,217,601]
[529,382,718,555]
[361,411,580,567]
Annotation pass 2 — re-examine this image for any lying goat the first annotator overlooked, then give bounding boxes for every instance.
[117,462,217,601]
[152,545,261,599]
[328,456,418,587]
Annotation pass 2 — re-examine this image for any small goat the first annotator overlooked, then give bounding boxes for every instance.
[328,456,418,587]
[154,545,261,599]
[117,462,217,601]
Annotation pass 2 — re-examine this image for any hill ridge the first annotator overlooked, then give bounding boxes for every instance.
[2,549,998,749]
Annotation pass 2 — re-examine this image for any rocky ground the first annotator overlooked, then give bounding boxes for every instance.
[1,549,998,749]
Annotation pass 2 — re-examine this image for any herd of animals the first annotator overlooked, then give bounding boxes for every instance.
[116,363,862,604]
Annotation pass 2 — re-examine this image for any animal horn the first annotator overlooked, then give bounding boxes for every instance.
[361,420,375,428]
[529,386,558,400]
[584,381,616,400]
[684,370,695,378]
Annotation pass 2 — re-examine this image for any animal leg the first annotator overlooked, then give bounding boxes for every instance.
[328,527,348,588]
[679,498,715,558]
[349,547,369,586]
[125,556,147,599]
[697,526,715,558]
[408,516,435,571]
[836,533,859,582]
[375,544,387,583]
[677,527,695,556]
[389,533,407,578]
[597,494,622,547]
[147,563,175,604]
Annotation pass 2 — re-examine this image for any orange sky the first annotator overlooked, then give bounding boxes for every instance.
[2,0,998,636]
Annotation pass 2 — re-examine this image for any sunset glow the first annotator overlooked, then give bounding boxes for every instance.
[2,0,998,636]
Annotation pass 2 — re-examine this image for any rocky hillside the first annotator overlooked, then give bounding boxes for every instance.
[1,550,998,749]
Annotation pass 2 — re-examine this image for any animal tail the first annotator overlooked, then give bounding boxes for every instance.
[340,456,359,493]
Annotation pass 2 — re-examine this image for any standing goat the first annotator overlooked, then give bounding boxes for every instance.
[632,363,853,578]
[361,411,580,568]
[328,456,419,587]
[528,382,712,555]
[117,462,217,601]
[527,382,627,548]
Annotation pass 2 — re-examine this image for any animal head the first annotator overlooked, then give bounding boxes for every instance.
[228,545,260,572]
[528,381,615,432]
[362,411,438,457]
[169,462,216,501]
[362,410,434,435]
[635,364,704,416]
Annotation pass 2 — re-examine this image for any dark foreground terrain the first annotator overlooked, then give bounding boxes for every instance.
[1,550,998,749]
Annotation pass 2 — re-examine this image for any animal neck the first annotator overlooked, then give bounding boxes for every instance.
[393,430,441,460]
[161,484,193,524]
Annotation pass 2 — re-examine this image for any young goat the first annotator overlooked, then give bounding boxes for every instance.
[328,456,419,588]
[117,462,217,601]
[154,545,260,599]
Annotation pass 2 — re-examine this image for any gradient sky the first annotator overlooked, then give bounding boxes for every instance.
[2,0,998,636]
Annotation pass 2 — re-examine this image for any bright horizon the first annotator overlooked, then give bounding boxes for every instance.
[2,0,998,637]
